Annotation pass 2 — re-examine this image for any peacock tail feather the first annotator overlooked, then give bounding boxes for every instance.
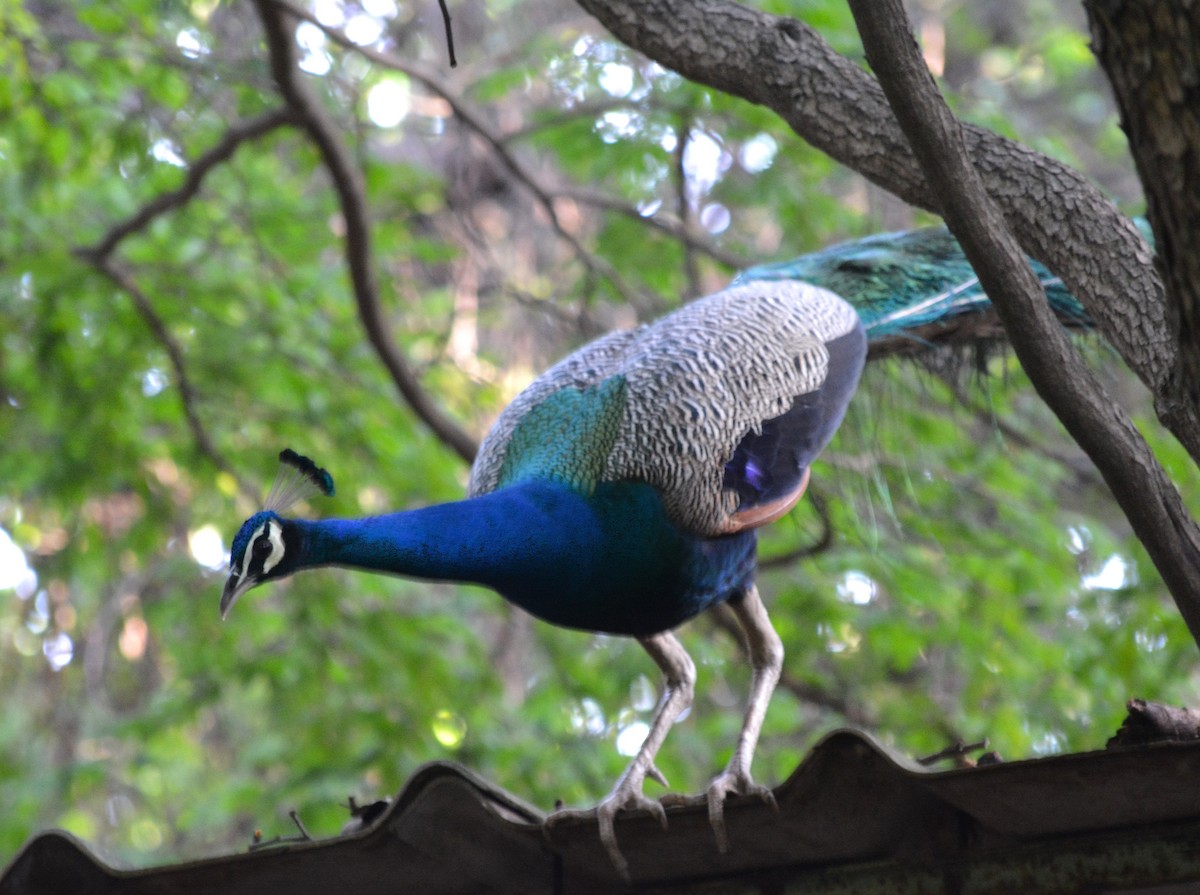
[734,225,1091,336]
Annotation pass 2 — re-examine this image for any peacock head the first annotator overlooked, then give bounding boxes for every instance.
[222,511,293,618]
[220,450,334,620]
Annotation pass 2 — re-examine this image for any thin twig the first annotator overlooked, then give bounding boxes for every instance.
[437,0,457,67]
[673,115,702,301]
[553,185,747,269]
[937,372,1103,488]
[759,489,833,569]
[72,112,296,499]
[247,809,314,850]
[917,738,988,767]
[287,809,313,840]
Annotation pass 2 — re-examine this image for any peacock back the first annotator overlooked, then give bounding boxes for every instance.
[468,282,864,538]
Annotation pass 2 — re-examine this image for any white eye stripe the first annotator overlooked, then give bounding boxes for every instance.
[261,521,285,575]
[237,520,286,580]
[235,523,265,582]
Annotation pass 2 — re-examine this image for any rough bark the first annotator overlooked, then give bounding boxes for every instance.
[1086,0,1200,441]
[846,0,1200,648]
[572,0,1200,465]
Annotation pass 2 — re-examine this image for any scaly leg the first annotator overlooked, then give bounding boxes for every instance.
[547,630,695,878]
[706,582,783,852]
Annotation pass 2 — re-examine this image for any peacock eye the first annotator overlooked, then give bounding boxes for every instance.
[253,537,272,557]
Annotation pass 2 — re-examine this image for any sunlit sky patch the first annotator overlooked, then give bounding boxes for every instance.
[1030,729,1065,756]
[616,721,648,757]
[1082,554,1134,591]
[189,525,227,571]
[151,139,186,168]
[1066,524,1091,555]
[598,109,640,143]
[367,77,411,128]
[569,697,606,736]
[1135,628,1167,653]
[0,527,35,593]
[175,28,208,59]
[700,203,730,235]
[637,199,663,218]
[344,13,383,46]
[313,0,346,27]
[599,62,634,98]
[629,674,656,712]
[837,570,877,606]
[142,368,167,397]
[682,130,725,197]
[296,22,332,76]
[43,631,74,672]
[739,133,778,174]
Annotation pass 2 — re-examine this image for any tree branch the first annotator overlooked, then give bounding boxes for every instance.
[759,489,833,570]
[266,0,651,313]
[937,373,1104,489]
[845,0,1200,648]
[571,0,1200,465]
[1085,0,1200,443]
[254,0,478,463]
[77,108,297,263]
[551,185,748,269]
[673,114,702,301]
[69,110,298,498]
[85,259,255,499]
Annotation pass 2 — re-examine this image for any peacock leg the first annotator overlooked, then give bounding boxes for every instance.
[546,630,695,878]
[705,582,783,852]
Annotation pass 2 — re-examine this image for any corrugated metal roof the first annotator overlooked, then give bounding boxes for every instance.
[5,729,1200,893]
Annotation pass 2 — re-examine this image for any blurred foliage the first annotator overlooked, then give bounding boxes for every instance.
[1,0,1197,869]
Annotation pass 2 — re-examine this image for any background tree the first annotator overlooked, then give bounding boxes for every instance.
[1,0,1197,866]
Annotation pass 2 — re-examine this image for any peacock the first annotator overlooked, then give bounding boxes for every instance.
[220,223,1107,874]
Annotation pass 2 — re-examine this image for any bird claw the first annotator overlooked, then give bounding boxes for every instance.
[544,777,670,881]
[645,760,670,789]
[706,768,778,853]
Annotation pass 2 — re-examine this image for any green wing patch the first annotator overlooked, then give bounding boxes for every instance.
[496,376,627,493]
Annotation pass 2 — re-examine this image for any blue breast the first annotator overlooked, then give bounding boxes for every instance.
[495,481,758,637]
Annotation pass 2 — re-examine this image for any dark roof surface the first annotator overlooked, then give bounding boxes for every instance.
[5,729,1200,893]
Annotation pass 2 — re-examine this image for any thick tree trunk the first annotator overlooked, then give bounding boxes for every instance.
[1086,0,1200,445]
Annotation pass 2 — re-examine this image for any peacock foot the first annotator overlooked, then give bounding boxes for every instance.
[705,765,778,853]
[545,766,670,880]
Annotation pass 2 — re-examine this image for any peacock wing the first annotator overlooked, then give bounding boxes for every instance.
[471,281,864,539]
[468,327,640,497]
[600,281,862,536]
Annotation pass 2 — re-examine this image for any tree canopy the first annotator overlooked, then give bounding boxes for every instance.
[1,0,1197,866]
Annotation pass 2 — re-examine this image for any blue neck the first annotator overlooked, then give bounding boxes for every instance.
[289,479,755,636]
[293,480,606,591]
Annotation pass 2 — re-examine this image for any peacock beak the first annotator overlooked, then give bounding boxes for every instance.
[220,573,253,620]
